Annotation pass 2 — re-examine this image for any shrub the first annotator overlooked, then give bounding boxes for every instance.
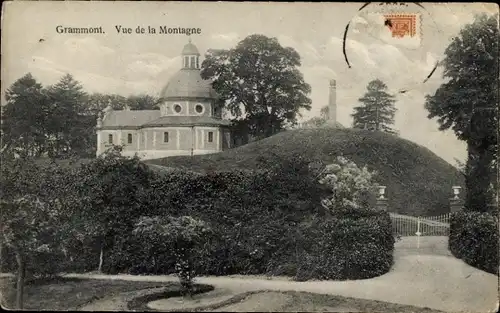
[449,210,499,274]
[133,215,212,296]
[295,210,394,281]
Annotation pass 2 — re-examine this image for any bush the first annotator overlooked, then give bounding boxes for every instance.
[295,210,394,281]
[449,210,499,274]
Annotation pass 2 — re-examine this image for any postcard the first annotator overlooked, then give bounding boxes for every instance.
[1,1,498,312]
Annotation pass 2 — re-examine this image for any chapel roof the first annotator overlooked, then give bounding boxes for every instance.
[182,41,200,55]
[101,110,161,128]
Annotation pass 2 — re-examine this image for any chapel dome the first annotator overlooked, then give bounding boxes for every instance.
[160,40,216,100]
[160,69,217,99]
[182,42,200,55]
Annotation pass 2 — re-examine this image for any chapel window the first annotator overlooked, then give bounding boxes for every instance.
[195,104,204,114]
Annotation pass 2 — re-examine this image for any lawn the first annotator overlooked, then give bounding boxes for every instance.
[0,276,446,312]
[210,290,445,312]
[0,276,168,310]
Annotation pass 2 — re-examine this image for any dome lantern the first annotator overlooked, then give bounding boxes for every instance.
[182,37,201,69]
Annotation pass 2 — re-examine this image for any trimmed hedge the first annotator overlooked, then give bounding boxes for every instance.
[98,157,394,280]
[295,208,394,281]
[449,210,499,274]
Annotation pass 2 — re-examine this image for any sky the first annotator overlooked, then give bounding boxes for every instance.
[1,1,498,165]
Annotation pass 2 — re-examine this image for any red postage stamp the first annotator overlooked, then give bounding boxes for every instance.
[383,14,418,38]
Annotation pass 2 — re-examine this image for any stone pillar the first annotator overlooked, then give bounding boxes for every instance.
[450,186,464,213]
[376,185,388,211]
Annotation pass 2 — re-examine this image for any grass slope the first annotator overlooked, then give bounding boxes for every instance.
[146,128,464,216]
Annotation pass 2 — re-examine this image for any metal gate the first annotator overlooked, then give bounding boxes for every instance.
[390,213,450,237]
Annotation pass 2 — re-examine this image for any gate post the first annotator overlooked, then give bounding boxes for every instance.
[450,186,464,213]
[376,185,388,211]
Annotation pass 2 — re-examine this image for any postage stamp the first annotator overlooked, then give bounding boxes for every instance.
[383,14,419,38]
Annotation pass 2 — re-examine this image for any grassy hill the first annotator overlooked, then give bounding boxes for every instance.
[146,128,464,216]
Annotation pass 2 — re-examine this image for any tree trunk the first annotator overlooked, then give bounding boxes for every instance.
[465,140,494,212]
[15,251,25,310]
[98,246,104,273]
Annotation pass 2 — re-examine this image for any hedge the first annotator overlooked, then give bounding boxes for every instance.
[449,210,499,274]
[1,154,395,281]
[294,208,394,281]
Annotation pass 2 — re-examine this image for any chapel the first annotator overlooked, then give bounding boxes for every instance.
[95,40,232,160]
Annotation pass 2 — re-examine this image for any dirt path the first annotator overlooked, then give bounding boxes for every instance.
[63,237,498,312]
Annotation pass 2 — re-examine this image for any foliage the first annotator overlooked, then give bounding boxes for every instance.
[71,146,154,272]
[1,74,50,158]
[352,79,397,134]
[295,210,394,281]
[146,128,464,216]
[133,216,211,296]
[449,210,499,274]
[318,156,378,211]
[425,14,498,212]
[0,157,80,309]
[201,34,312,139]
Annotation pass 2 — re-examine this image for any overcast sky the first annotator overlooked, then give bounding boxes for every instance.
[1,2,497,165]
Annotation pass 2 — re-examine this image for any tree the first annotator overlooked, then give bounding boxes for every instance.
[133,215,211,297]
[85,93,128,116]
[424,14,498,212]
[126,94,162,110]
[0,158,77,309]
[352,79,397,133]
[1,74,49,158]
[73,147,153,272]
[45,74,89,157]
[201,34,312,139]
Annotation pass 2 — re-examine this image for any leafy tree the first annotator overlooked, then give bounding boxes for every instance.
[320,105,329,120]
[85,93,128,116]
[0,158,78,309]
[133,215,212,297]
[425,14,498,212]
[126,94,162,110]
[73,147,153,272]
[352,79,397,133]
[201,34,312,139]
[1,74,49,158]
[318,156,378,212]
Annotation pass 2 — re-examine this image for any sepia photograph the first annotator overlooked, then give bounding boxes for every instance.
[0,1,498,312]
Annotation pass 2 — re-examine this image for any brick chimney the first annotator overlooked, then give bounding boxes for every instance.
[328,79,337,126]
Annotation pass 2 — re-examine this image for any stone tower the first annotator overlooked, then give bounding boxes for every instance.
[328,79,337,126]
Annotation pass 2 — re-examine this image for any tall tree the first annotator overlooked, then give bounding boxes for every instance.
[1,74,49,157]
[45,74,88,157]
[201,34,312,139]
[352,79,397,133]
[425,14,498,212]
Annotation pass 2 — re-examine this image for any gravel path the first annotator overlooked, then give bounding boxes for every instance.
[63,237,498,312]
